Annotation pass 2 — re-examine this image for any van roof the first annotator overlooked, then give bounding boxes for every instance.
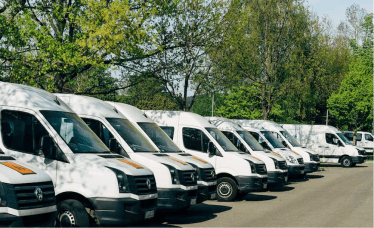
[232,119,284,131]
[206,117,243,131]
[111,103,153,123]
[282,124,341,133]
[0,82,73,112]
[54,94,126,119]
[144,110,216,128]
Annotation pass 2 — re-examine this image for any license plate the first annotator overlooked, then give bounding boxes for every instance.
[301,170,305,174]
[210,193,216,199]
[190,198,196,205]
[263,183,267,189]
[145,210,154,219]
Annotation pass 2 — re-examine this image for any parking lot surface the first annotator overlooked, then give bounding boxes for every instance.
[139,163,373,227]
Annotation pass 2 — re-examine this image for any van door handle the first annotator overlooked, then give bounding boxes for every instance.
[325,146,330,149]
[318,146,323,148]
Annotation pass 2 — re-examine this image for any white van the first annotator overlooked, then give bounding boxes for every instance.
[234,120,320,173]
[206,117,289,184]
[282,124,366,167]
[232,123,306,178]
[144,111,268,202]
[0,82,157,227]
[343,131,373,155]
[56,95,199,212]
[0,154,56,227]
[108,103,217,203]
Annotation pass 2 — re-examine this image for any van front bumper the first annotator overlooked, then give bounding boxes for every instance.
[0,212,56,228]
[157,188,198,211]
[288,165,305,177]
[305,162,320,173]
[236,175,268,193]
[267,171,288,184]
[89,197,157,226]
[197,182,217,203]
[352,156,366,164]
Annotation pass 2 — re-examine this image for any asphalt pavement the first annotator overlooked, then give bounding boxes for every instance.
[139,162,373,227]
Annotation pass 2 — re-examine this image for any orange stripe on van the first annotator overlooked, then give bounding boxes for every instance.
[169,157,188,165]
[118,159,143,169]
[248,155,261,161]
[191,156,208,164]
[271,152,282,158]
[291,150,300,155]
[1,162,36,175]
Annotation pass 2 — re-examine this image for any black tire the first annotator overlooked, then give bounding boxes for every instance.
[235,192,248,200]
[216,177,238,202]
[341,156,353,167]
[56,199,90,227]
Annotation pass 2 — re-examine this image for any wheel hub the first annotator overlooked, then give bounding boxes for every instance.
[59,211,76,227]
[218,182,232,197]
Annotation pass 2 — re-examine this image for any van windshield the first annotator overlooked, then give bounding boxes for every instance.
[40,111,110,153]
[261,131,285,148]
[236,131,264,151]
[107,118,158,152]
[337,133,352,145]
[280,131,301,147]
[137,122,182,153]
[205,128,238,152]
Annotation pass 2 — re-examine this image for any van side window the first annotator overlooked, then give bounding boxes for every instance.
[356,133,362,141]
[344,133,353,141]
[182,127,210,153]
[222,131,246,152]
[272,132,288,148]
[1,110,50,155]
[81,118,113,147]
[325,133,339,145]
[160,126,174,140]
[365,134,373,141]
[249,131,271,150]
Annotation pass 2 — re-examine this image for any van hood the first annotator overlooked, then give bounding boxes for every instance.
[0,157,52,184]
[254,151,286,162]
[300,147,319,155]
[65,153,154,176]
[273,148,303,159]
[165,153,214,169]
[233,152,265,164]
[136,153,195,171]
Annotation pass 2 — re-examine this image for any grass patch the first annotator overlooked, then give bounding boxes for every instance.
[366,155,373,161]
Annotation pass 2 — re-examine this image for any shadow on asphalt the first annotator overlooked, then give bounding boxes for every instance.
[321,164,368,168]
[242,193,277,201]
[138,203,232,226]
[267,185,295,192]
[305,174,324,179]
[288,177,309,183]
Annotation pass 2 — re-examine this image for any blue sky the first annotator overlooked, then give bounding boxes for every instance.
[306,0,373,27]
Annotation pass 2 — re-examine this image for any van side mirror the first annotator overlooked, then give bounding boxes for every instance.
[332,138,338,145]
[260,142,271,150]
[239,143,247,152]
[40,136,55,158]
[338,140,344,147]
[109,138,118,153]
[207,141,216,155]
[281,141,289,148]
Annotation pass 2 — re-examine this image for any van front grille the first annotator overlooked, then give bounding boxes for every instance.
[312,154,320,161]
[255,164,267,174]
[201,168,216,181]
[128,175,157,195]
[278,161,288,170]
[178,170,198,186]
[297,158,304,165]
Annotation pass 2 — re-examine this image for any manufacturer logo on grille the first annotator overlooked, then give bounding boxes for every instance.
[146,179,152,190]
[211,170,215,178]
[191,173,195,182]
[34,188,43,202]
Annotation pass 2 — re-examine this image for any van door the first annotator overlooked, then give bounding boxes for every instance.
[180,127,217,168]
[0,109,58,184]
[324,133,343,161]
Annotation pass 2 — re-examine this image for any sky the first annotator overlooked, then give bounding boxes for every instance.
[306,0,373,27]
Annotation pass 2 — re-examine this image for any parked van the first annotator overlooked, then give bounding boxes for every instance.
[0,82,157,227]
[0,154,56,227]
[282,124,366,167]
[343,131,373,155]
[234,120,320,173]
[206,117,288,185]
[144,111,268,202]
[108,103,217,203]
[56,95,199,212]
[232,123,305,178]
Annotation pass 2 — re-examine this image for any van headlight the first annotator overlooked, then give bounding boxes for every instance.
[0,182,7,207]
[246,160,256,173]
[270,158,279,169]
[163,164,180,184]
[106,167,130,193]
[286,156,297,164]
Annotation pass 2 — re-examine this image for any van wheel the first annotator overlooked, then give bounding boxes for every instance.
[341,156,353,167]
[216,177,237,202]
[56,199,90,227]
